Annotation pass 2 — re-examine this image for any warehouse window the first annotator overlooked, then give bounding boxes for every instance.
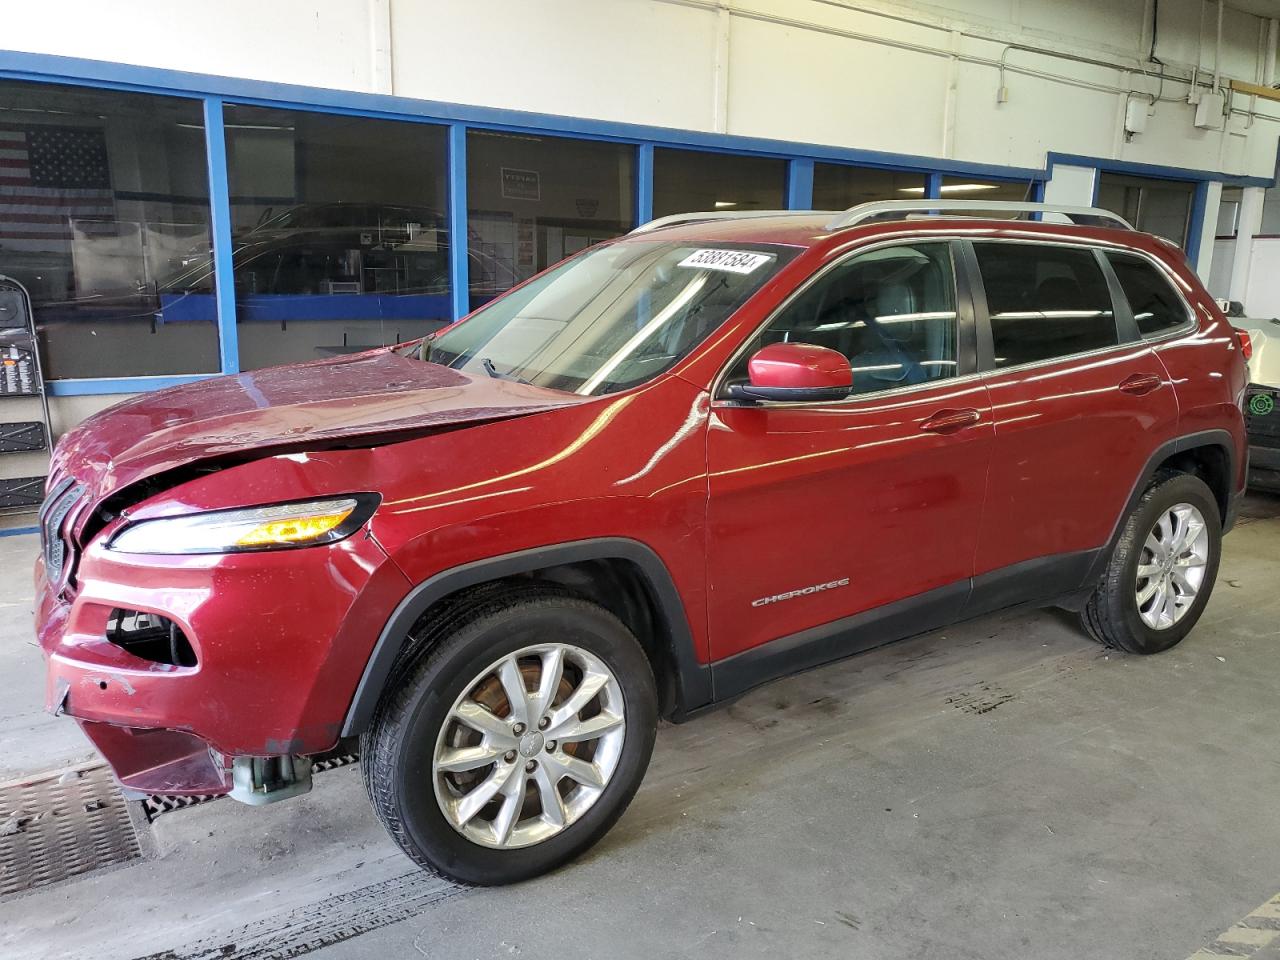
[811,165,927,210]
[0,80,218,379]
[1216,187,1241,238]
[652,149,786,220]
[467,131,634,312]
[1096,173,1195,247]
[928,177,1034,219]
[224,106,450,370]
[974,242,1118,367]
[1259,185,1280,236]
[937,178,1031,202]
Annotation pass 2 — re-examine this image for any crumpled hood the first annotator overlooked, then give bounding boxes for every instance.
[52,349,588,506]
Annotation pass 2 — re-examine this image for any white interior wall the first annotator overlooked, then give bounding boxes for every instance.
[1043,164,1098,206]
[1247,237,1280,318]
[48,395,129,439]
[0,0,375,91]
[2,0,1277,180]
[1210,238,1237,297]
[1198,181,1225,278]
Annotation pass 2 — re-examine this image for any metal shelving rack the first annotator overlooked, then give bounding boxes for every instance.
[0,276,53,517]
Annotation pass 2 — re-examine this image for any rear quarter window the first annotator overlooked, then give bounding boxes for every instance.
[974,242,1118,368]
[1104,252,1191,337]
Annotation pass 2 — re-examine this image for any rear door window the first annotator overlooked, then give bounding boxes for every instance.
[973,243,1119,368]
[1104,252,1191,337]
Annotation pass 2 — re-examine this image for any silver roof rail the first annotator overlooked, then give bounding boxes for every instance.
[825,200,1134,232]
[629,210,825,234]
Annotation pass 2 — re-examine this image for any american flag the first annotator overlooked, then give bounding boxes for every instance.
[0,125,115,252]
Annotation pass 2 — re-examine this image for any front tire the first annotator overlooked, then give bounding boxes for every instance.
[1081,470,1222,654]
[361,588,658,885]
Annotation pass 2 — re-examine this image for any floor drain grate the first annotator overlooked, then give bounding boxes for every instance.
[0,761,143,898]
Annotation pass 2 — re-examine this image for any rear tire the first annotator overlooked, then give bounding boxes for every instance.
[361,588,658,885]
[1081,470,1221,654]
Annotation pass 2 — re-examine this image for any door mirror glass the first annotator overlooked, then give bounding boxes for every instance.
[729,342,852,403]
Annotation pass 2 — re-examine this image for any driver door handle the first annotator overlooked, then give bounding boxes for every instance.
[921,407,982,434]
[1118,372,1162,396]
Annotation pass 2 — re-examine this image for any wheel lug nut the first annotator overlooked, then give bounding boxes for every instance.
[538,716,550,730]
[512,722,526,735]
[504,751,517,763]
[545,740,557,752]
[525,760,537,773]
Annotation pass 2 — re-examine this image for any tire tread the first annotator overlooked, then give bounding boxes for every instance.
[359,584,654,885]
[1080,469,1220,654]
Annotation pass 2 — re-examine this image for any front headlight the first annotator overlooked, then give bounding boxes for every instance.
[108,495,380,555]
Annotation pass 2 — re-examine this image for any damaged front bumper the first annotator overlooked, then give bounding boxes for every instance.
[36,522,410,800]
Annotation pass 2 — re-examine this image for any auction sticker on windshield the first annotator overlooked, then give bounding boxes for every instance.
[678,249,774,274]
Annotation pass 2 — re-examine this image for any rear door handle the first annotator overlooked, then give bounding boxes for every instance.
[1118,372,1163,396]
[921,407,982,434]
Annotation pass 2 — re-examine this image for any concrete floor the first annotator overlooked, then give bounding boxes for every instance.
[3,495,1280,960]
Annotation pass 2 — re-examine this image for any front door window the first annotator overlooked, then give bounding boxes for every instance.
[725,242,959,395]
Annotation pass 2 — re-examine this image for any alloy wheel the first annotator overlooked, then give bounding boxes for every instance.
[1135,502,1210,630]
[432,643,627,849]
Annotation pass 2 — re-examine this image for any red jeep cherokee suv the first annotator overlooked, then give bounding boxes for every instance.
[36,200,1248,884]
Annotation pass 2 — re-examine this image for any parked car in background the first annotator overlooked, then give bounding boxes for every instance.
[36,201,1248,885]
[168,201,518,307]
[1228,311,1280,491]
[16,202,518,374]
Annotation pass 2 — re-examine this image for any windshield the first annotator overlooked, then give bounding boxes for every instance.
[408,240,795,396]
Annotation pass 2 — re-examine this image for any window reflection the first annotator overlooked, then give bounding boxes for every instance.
[424,240,791,396]
[936,178,1032,201]
[0,80,218,379]
[923,178,1036,219]
[974,242,1118,366]
[1097,173,1195,247]
[466,131,634,312]
[224,106,451,370]
[812,164,927,210]
[652,149,786,219]
[729,243,958,395]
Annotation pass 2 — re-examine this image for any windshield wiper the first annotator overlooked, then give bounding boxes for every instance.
[480,357,532,385]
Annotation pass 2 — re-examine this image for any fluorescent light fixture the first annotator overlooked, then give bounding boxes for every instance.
[714,201,737,209]
[898,184,1002,195]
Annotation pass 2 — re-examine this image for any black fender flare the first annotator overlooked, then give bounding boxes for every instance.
[340,537,713,736]
[1078,428,1241,590]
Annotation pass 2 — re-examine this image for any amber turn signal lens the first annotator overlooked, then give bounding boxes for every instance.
[108,496,377,555]
[234,507,356,547]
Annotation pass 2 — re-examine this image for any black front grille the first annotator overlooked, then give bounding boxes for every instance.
[39,478,84,588]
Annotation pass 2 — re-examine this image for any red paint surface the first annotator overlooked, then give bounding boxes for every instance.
[746,342,853,389]
[706,379,993,656]
[35,215,1248,794]
[49,348,589,510]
